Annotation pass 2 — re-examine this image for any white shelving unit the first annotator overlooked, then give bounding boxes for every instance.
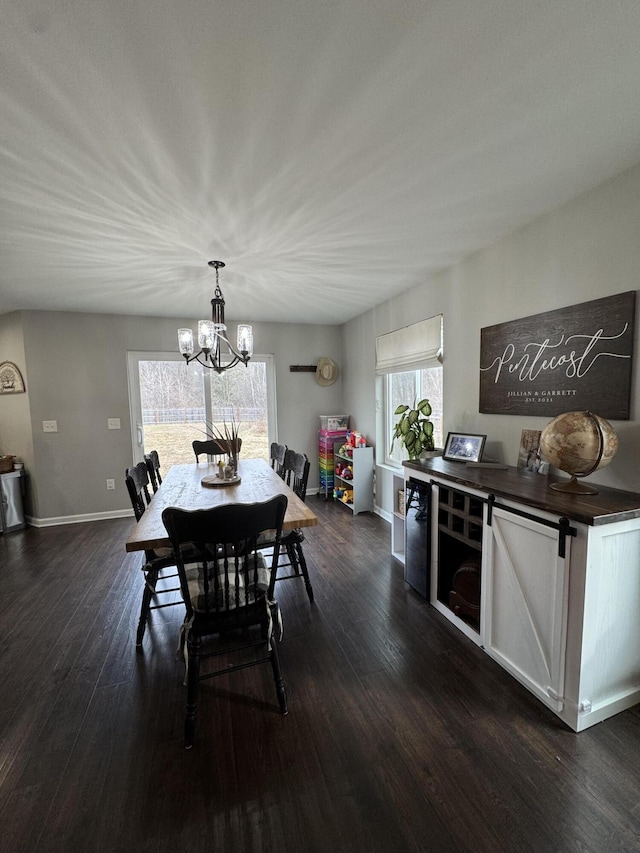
[391,472,405,564]
[333,443,374,515]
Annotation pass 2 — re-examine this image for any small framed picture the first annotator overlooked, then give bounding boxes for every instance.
[442,432,487,463]
[517,429,541,471]
[517,428,549,475]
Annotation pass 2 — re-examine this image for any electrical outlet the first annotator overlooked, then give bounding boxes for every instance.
[106,479,115,490]
[107,418,121,430]
[43,420,58,432]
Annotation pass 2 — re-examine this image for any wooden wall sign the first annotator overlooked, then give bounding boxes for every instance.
[479,291,635,419]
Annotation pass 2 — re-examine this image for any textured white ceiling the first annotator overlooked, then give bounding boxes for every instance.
[2,0,640,325]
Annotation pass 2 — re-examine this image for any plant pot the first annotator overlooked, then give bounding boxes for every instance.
[419,448,442,460]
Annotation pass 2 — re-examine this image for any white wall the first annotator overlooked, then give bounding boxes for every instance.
[0,313,34,511]
[20,311,342,522]
[10,160,640,523]
[343,161,640,516]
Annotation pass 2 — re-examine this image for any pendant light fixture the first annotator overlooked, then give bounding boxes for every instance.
[177,261,253,373]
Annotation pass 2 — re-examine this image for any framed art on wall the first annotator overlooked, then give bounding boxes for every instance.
[0,361,25,394]
[479,291,635,418]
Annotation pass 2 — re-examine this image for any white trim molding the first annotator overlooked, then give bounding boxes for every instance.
[27,508,134,528]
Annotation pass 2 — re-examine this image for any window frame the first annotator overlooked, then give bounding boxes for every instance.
[383,365,443,468]
[126,351,277,466]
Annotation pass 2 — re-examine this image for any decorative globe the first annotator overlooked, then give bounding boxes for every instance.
[540,411,618,494]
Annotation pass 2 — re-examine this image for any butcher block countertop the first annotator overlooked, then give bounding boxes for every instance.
[403,457,640,526]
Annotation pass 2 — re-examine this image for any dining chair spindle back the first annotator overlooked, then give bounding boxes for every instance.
[260,451,314,603]
[125,462,182,647]
[144,449,163,493]
[192,438,242,462]
[162,494,289,748]
[270,442,287,478]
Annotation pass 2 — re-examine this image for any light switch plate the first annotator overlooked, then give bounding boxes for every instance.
[107,418,121,430]
[43,420,58,432]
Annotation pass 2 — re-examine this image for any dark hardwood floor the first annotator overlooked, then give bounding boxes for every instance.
[2,498,640,852]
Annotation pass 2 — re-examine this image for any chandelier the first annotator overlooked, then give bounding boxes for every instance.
[177,261,253,373]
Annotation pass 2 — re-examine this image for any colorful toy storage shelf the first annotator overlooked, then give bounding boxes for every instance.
[318,420,348,500]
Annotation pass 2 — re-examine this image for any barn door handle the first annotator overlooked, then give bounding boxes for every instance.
[558,517,570,559]
[486,494,494,526]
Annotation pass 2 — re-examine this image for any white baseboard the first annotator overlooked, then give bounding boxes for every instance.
[27,508,134,528]
[26,501,389,529]
[306,489,391,524]
[376,505,392,524]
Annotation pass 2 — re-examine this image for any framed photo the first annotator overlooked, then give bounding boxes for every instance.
[517,429,541,470]
[517,428,550,475]
[443,432,486,463]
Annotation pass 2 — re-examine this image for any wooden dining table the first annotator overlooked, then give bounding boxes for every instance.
[125,457,318,553]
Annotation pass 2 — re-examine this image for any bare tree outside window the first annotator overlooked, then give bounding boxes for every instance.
[138,360,269,468]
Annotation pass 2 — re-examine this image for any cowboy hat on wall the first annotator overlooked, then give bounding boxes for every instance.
[316,357,339,387]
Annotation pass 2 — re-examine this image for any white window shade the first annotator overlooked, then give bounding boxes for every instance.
[375,315,443,374]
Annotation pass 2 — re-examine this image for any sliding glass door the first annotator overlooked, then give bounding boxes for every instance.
[127,352,276,469]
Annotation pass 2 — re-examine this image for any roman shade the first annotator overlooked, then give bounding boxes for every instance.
[375,315,443,374]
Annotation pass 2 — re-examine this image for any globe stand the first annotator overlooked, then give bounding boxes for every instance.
[549,474,599,495]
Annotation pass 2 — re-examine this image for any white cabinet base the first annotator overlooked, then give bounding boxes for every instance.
[560,518,640,731]
[400,464,640,732]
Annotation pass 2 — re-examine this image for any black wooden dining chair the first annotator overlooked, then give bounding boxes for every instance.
[261,452,314,603]
[144,449,163,493]
[125,462,182,648]
[281,448,297,483]
[162,494,289,748]
[270,442,287,478]
[192,438,242,462]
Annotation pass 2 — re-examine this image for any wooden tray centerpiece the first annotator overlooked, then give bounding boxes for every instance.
[201,474,241,488]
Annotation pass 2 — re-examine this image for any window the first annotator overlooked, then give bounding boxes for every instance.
[207,359,271,460]
[127,352,276,468]
[385,367,443,465]
[376,315,443,468]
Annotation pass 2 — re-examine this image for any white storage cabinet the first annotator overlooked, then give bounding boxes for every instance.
[397,459,640,732]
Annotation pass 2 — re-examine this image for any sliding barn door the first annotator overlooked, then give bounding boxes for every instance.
[482,506,570,712]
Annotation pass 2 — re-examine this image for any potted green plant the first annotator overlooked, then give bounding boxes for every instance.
[390,398,435,460]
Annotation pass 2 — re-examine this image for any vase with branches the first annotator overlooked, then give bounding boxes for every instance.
[197,417,242,471]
